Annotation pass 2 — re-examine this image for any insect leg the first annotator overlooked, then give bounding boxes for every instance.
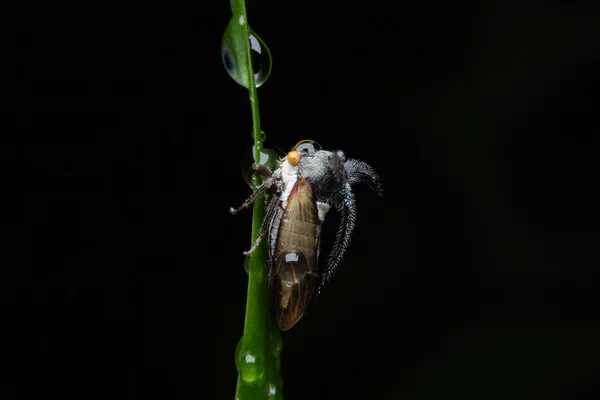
[345,159,384,195]
[245,163,273,182]
[243,196,279,256]
[229,174,278,215]
[317,184,357,295]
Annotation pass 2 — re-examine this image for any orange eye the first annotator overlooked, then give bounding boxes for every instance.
[287,151,301,166]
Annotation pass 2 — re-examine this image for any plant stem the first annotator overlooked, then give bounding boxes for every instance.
[230,0,283,399]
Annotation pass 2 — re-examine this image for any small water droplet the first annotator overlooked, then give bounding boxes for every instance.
[239,351,264,382]
[243,257,249,275]
[260,130,267,141]
[221,17,272,88]
[267,383,277,397]
[234,337,243,370]
[269,331,283,357]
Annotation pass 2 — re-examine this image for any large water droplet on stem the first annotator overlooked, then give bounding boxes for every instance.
[221,16,272,88]
[240,141,281,188]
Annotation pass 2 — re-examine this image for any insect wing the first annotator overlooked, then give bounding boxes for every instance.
[269,178,320,330]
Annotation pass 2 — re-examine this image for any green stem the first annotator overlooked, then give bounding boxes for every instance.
[229,1,283,399]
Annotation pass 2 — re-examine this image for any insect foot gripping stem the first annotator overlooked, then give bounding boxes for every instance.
[243,233,265,256]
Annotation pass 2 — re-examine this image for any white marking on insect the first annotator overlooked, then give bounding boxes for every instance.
[279,159,298,208]
[316,201,330,222]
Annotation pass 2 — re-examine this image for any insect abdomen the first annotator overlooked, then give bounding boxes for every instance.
[270,178,319,330]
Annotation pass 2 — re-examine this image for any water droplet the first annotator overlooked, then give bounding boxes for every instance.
[293,140,322,155]
[254,145,279,167]
[240,144,282,188]
[243,257,249,275]
[269,331,283,357]
[267,383,277,397]
[221,17,272,88]
[239,351,264,382]
[248,32,272,87]
[250,130,267,141]
[234,337,243,370]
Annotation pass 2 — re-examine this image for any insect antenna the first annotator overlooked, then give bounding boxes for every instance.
[272,141,286,156]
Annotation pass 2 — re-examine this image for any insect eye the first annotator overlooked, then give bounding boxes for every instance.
[287,150,301,166]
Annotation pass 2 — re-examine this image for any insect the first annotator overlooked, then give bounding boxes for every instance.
[230,140,383,330]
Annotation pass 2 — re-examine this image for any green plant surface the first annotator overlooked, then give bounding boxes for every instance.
[222,1,283,399]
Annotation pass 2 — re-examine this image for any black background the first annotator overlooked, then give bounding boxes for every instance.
[8,1,600,399]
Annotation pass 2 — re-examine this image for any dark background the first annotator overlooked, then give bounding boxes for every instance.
[8,1,600,399]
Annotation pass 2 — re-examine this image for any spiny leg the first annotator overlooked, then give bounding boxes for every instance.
[243,196,279,256]
[345,159,384,195]
[245,163,272,183]
[229,175,278,215]
[316,160,381,294]
[317,184,357,295]
[229,164,276,214]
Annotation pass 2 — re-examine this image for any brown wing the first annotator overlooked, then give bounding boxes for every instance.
[269,178,319,331]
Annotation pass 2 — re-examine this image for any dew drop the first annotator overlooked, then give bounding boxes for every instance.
[267,383,277,397]
[253,145,280,170]
[239,351,264,382]
[249,130,267,141]
[248,32,272,87]
[293,140,322,155]
[243,257,249,275]
[269,331,283,357]
[221,16,272,88]
[234,337,243,370]
[240,144,282,188]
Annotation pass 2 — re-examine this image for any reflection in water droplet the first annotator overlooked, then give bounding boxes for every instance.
[253,144,279,167]
[240,145,282,188]
[293,140,322,155]
[243,257,250,275]
[221,16,272,88]
[239,351,264,382]
[260,130,267,141]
